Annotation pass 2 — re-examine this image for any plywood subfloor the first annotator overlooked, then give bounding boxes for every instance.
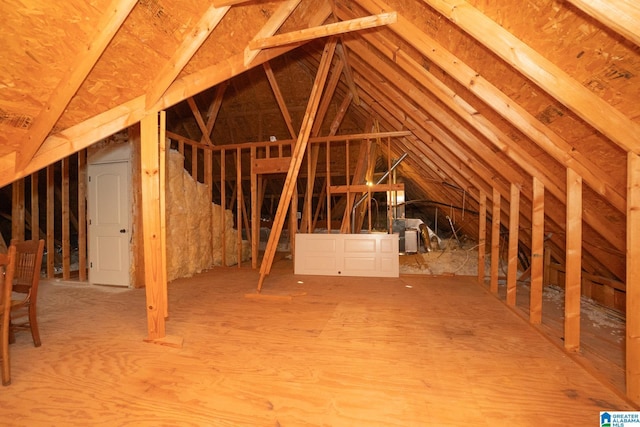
[0,261,636,426]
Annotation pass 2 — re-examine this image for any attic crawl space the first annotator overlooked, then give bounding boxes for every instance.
[1,0,640,407]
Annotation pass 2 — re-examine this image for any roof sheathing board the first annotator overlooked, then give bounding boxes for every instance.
[0,0,109,154]
[60,0,210,129]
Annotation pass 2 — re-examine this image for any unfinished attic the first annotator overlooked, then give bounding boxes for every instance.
[0,0,639,421]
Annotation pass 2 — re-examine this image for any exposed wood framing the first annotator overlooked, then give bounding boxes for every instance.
[506,184,520,306]
[249,12,397,50]
[140,113,174,345]
[351,0,625,217]
[145,5,231,109]
[77,151,87,281]
[263,62,298,138]
[478,190,486,285]
[15,0,138,171]
[46,166,54,277]
[563,0,640,56]
[530,177,544,324]
[564,168,582,352]
[424,0,640,153]
[490,188,500,294]
[627,152,640,405]
[11,180,24,241]
[62,158,70,279]
[257,37,337,291]
[245,0,303,66]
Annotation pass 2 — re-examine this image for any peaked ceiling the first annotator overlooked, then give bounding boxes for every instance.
[1,0,639,283]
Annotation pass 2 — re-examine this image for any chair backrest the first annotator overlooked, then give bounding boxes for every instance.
[0,246,17,316]
[10,240,44,296]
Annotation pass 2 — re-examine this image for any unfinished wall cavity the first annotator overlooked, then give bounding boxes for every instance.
[166,149,249,281]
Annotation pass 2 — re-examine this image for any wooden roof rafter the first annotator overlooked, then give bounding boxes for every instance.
[422,0,640,154]
[336,41,362,106]
[200,81,230,145]
[351,0,626,215]
[263,62,298,139]
[15,0,138,173]
[565,0,640,48]
[244,0,303,67]
[145,4,231,109]
[0,2,335,188]
[342,18,625,255]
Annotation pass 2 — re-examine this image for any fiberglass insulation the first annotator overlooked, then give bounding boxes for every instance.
[166,150,249,281]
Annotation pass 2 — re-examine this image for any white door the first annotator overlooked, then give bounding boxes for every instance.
[88,162,131,286]
[294,233,399,277]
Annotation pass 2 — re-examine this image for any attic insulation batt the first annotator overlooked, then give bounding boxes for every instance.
[166,150,249,281]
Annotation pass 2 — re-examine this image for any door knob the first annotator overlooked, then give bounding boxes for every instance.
[120,229,126,233]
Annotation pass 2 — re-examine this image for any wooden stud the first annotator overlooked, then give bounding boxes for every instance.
[78,151,87,281]
[140,112,167,342]
[564,168,582,352]
[627,152,640,405]
[221,149,226,267]
[159,111,168,317]
[62,157,70,279]
[530,178,545,324]
[11,179,25,241]
[251,147,258,269]
[236,148,242,268]
[477,191,486,285]
[46,165,55,278]
[30,172,39,241]
[507,183,520,306]
[326,141,332,233]
[490,188,500,294]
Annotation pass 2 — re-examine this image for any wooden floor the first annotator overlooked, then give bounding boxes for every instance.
[0,259,636,426]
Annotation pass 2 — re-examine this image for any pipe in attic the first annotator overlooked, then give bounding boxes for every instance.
[350,152,409,233]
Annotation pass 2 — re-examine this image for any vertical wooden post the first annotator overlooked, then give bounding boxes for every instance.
[159,111,168,317]
[192,146,198,182]
[477,190,486,285]
[30,172,39,241]
[251,147,258,269]
[11,179,25,241]
[506,183,520,306]
[490,188,501,294]
[564,167,582,352]
[46,165,55,278]
[221,149,226,267]
[530,177,544,324]
[627,152,640,405]
[326,141,332,233]
[78,151,87,281]
[62,158,70,279]
[205,149,213,201]
[140,112,167,342]
[236,147,242,268]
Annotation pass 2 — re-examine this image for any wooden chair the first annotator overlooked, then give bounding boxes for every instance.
[10,239,45,347]
[0,245,17,385]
